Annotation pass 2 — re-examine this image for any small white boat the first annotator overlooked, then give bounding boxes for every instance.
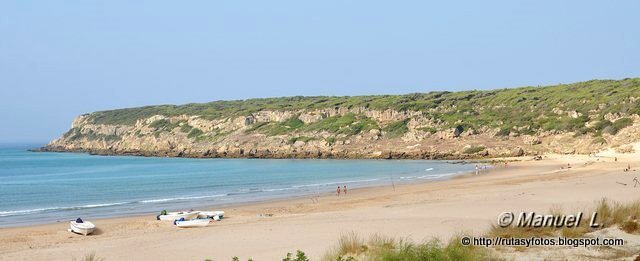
[157,211,200,221]
[197,210,224,219]
[175,219,210,228]
[69,219,95,236]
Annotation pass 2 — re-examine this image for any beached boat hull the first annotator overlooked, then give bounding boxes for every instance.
[69,221,95,236]
[197,210,224,219]
[175,219,210,228]
[158,211,200,221]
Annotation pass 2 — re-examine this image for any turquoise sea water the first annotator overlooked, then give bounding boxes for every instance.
[0,144,474,227]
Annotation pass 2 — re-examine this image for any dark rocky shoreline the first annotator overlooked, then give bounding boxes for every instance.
[34,146,500,161]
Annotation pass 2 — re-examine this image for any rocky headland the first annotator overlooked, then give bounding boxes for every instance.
[40,78,640,159]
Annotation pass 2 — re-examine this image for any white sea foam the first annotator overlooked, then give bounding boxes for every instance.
[292,178,379,188]
[139,194,227,203]
[0,208,56,217]
[0,202,130,217]
[0,194,232,217]
[417,172,457,179]
[261,187,297,192]
[399,172,459,181]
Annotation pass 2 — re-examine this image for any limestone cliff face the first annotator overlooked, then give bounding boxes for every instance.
[43,107,640,159]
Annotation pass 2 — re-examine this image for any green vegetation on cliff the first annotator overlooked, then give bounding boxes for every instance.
[63,128,122,142]
[246,117,305,136]
[83,78,640,137]
[382,119,409,138]
[303,113,379,136]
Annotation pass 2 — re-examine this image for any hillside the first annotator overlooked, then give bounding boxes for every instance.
[42,78,640,159]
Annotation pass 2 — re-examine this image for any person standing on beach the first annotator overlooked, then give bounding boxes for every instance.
[337,186,341,197]
[475,165,479,175]
[343,185,347,195]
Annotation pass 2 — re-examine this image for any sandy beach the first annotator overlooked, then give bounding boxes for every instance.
[2,152,640,260]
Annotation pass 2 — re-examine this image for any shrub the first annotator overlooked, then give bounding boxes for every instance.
[342,117,379,136]
[573,127,590,137]
[149,119,170,129]
[187,128,204,139]
[418,127,438,134]
[612,118,634,132]
[305,114,355,133]
[63,127,81,139]
[288,136,316,144]
[249,117,305,136]
[180,124,193,133]
[382,120,409,138]
[103,135,121,142]
[495,127,511,137]
[282,250,309,261]
[563,116,589,131]
[282,117,305,129]
[463,145,485,154]
[591,118,632,135]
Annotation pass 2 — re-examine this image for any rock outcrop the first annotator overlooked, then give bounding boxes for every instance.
[41,108,640,159]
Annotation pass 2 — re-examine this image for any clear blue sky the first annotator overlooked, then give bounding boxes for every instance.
[1,1,638,143]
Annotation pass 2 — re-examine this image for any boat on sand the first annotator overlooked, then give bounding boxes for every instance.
[197,210,224,219]
[69,218,95,236]
[157,211,200,221]
[174,219,210,228]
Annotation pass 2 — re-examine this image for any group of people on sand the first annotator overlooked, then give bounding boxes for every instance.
[336,185,347,196]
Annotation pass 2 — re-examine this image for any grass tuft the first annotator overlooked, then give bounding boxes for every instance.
[323,233,490,261]
[336,232,367,256]
[72,252,104,261]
